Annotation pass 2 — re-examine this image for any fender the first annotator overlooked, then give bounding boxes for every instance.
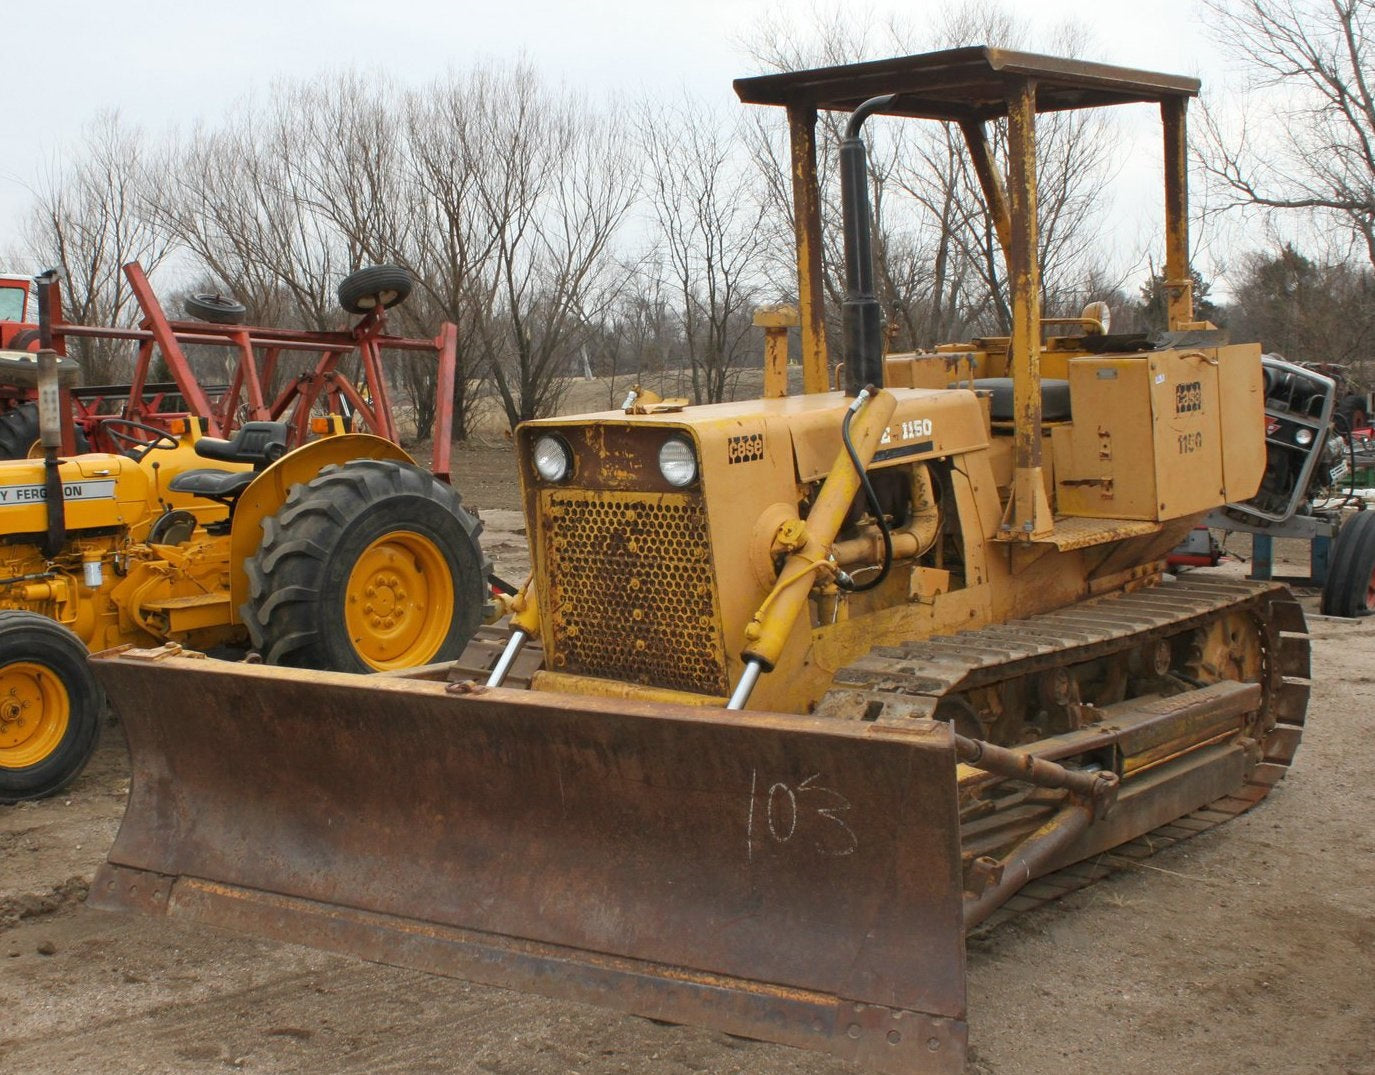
[227,433,413,617]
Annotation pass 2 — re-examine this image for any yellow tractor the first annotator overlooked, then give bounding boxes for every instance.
[0,284,489,802]
[87,49,1308,1074]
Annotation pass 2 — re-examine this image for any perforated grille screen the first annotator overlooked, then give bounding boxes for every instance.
[538,489,727,696]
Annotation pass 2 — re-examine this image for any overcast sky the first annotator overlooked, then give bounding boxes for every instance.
[4,0,1225,269]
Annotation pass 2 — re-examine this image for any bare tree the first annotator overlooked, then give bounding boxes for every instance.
[587,267,680,407]
[151,99,347,331]
[398,73,501,440]
[639,96,770,404]
[1225,243,1375,373]
[22,113,172,382]
[1199,0,1375,268]
[461,66,636,428]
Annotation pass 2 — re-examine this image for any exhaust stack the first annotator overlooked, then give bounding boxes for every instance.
[35,270,66,558]
[840,95,894,397]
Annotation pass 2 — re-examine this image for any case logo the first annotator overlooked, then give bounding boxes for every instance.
[1175,380,1203,414]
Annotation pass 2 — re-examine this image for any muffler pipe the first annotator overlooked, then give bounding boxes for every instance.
[840,95,894,398]
[35,270,66,558]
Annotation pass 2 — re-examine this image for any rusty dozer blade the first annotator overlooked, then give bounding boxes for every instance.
[88,650,969,1074]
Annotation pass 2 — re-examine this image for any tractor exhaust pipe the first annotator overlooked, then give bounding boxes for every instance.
[840,95,894,398]
[35,270,66,558]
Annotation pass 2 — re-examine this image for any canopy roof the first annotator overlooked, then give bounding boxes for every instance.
[733,46,1199,123]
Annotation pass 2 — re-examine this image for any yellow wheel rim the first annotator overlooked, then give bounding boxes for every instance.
[344,530,455,671]
[0,661,71,769]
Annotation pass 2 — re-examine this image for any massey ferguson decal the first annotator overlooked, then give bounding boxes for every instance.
[0,479,117,505]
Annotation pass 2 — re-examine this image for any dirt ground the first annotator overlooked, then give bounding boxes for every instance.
[2,445,1373,1074]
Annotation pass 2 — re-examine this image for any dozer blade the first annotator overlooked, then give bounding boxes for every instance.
[88,649,969,1074]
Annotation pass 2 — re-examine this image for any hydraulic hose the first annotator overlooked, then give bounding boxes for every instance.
[837,397,893,593]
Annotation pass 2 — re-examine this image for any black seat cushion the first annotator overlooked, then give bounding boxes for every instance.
[952,377,1072,422]
[167,468,256,500]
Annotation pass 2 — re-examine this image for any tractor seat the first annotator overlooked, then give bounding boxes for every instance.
[192,421,290,467]
[951,377,1072,422]
[167,468,256,500]
[166,422,290,507]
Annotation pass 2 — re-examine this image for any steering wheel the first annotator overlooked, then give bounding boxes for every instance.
[99,419,180,461]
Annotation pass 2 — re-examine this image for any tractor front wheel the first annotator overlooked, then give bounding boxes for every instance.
[0,612,103,803]
[241,459,488,671]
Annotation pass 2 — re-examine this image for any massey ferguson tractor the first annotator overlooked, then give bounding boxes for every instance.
[85,48,1310,1074]
[0,268,488,802]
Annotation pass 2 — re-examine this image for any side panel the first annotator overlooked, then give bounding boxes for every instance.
[1216,342,1267,501]
[1055,358,1158,519]
[1149,349,1224,518]
[1054,349,1240,521]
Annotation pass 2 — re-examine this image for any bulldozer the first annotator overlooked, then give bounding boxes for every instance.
[0,272,489,802]
[85,49,1309,1074]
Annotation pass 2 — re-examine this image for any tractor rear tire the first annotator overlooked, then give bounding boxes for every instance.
[241,459,489,671]
[0,403,40,459]
[337,265,413,315]
[0,402,88,459]
[184,292,247,324]
[1321,510,1375,616]
[6,328,40,352]
[0,612,103,803]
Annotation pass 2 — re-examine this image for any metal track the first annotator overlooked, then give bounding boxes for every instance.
[815,575,1311,932]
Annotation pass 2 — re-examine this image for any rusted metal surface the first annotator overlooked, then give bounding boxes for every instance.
[734,46,1199,122]
[536,487,726,695]
[1161,97,1194,330]
[958,120,1012,257]
[6,262,458,465]
[1004,79,1053,539]
[817,576,1308,927]
[754,304,797,399]
[89,651,970,1074]
[123,262,221,433]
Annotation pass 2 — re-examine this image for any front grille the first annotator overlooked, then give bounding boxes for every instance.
[538,489,727,696]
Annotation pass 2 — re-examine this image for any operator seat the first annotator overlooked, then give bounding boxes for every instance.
[167,421,289,510]
[956,377,1073,422]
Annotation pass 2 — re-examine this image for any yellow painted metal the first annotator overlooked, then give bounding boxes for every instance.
[508,581,542,637]
[228,434,412,615]
[1004,80,1053,540]
[1162,97,1194,331]
[741,389,897,669]
[0,660,69,768]
[529,669,726,707]
[1216,344,1267,499]
[787,104,830,394]
[344,529,455,671]
[755,304,798,399]
[137,593,235,634]
[1051,347,1261,521]
[0,454,152,534]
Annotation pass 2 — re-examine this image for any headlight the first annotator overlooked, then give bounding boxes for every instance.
[658,436,698,487]
[1294,427,1314,446]
[532,435,573,482]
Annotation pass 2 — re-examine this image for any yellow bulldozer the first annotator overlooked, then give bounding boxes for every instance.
[0,274,489,802]
[85,49,1309,1074]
